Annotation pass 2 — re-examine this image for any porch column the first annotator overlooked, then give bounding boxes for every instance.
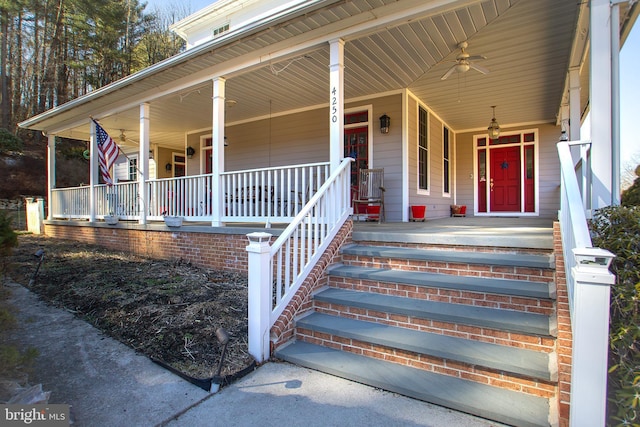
[47,134,56,220]
[89,119,97,222]
[589,0,613,208]
[329,38,345,172]
[568,67,581,141]
[211,77,226,227]
[138,103,150,225]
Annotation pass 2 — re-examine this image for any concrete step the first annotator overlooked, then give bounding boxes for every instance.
[297,312,556,382]
[327,264,555,300]
[342,244,555,269]
[276,341,553,427]
[314,287,557,337]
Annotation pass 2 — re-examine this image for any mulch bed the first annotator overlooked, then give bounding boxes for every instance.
[6,235,253,381]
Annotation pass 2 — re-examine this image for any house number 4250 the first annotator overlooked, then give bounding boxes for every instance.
[331,87,338,123]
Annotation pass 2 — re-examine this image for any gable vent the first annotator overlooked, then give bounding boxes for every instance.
[213,23,230,38]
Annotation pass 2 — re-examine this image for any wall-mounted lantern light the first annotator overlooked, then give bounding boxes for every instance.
[165,163,172,172]
[379,114,390,134]
[186,146,196,158]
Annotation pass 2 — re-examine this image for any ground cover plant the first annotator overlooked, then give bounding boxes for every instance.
[5,235,253,383]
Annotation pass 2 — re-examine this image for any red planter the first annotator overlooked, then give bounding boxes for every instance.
[410,205,426,221]
[366,205,381,221]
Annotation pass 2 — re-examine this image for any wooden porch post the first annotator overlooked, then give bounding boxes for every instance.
[138,103,150,225]
[211,77,226,227]
[47,134,56,220]
[329,39,344,173]
[89,119,97,222]
[589,0,613,208]
[568,67,581,141]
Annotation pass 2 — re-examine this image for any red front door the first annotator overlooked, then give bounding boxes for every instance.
[490,146,521,212]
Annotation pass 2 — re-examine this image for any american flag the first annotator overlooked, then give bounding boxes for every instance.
[93,120,119,185]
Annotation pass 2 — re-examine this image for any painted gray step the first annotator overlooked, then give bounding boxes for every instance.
[298,312,555,381]
[328,264,554,299]
[276,341,551,427]
[342,244,555,269]
[315,287,557,337]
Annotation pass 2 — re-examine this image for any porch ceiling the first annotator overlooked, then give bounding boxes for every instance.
[24,0,634,149]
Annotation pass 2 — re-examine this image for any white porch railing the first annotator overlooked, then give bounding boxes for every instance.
[147,174,213,220]
[49,162,330,224]
[222,162,330,223]
[557,140,616,427]
[246,158,353,362]
[51,186,91,219]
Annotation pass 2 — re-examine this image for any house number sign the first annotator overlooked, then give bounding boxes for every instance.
[331,87,338,123]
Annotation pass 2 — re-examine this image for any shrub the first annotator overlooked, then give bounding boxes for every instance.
[589,205,640,426]
[0,128,24,153]
[0,211,18,278]
[621,165,640,207]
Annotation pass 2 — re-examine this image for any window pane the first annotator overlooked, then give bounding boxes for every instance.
[443,126,450,193]
[418,107,428,190]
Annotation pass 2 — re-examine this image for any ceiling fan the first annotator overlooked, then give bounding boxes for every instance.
[440,41,489,80]
[118,129,138,145]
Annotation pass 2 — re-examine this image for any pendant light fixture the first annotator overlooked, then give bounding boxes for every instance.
[487,106,500,140]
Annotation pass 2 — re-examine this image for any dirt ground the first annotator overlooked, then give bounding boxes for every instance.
[5,234,253,381]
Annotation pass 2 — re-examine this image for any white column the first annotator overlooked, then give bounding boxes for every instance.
[89,120,97,222]
[139,103,150,224]
[329,39,345,172]
[569,248,616,427]
[589,0,613,208]
[568,67,581,141]
[246,232,273,362]
[211,77,226,227]
[47,134,56,220]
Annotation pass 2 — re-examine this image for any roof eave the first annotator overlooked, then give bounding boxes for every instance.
[19,0,339,132]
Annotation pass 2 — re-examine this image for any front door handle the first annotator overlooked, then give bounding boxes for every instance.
[490,178,494,191]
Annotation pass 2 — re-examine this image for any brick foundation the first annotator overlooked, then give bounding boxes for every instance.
[44,222,259,273]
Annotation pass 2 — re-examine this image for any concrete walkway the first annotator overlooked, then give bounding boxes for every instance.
[4,281,505,427]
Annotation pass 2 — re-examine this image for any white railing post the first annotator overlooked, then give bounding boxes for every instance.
[569,247,616,427]
[246,232,273,363]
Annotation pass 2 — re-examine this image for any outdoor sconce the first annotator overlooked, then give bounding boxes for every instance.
[379,114,390,134]
[186,146,196,158]
[487,106,500,140]
[224,136,229,147]
[165,163,172,172]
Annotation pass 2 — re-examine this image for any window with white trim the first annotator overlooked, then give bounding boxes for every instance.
[128,155,138,181]
[443,126,451,195]
[418,106,429,191]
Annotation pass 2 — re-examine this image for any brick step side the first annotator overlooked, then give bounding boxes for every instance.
[276,341,554,427]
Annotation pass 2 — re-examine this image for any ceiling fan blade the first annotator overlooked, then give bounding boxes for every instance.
[467,54,487,61]
[469,62,490,75]
[440,65,457,80]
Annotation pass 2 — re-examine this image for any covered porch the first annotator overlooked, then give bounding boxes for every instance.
[20,0,629,226]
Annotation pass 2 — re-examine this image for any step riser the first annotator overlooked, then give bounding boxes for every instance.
[295,327,556,399]
[314,300,556,351]
[354,241,553,256]
[327,278,555,316]
[341,254,554,284]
